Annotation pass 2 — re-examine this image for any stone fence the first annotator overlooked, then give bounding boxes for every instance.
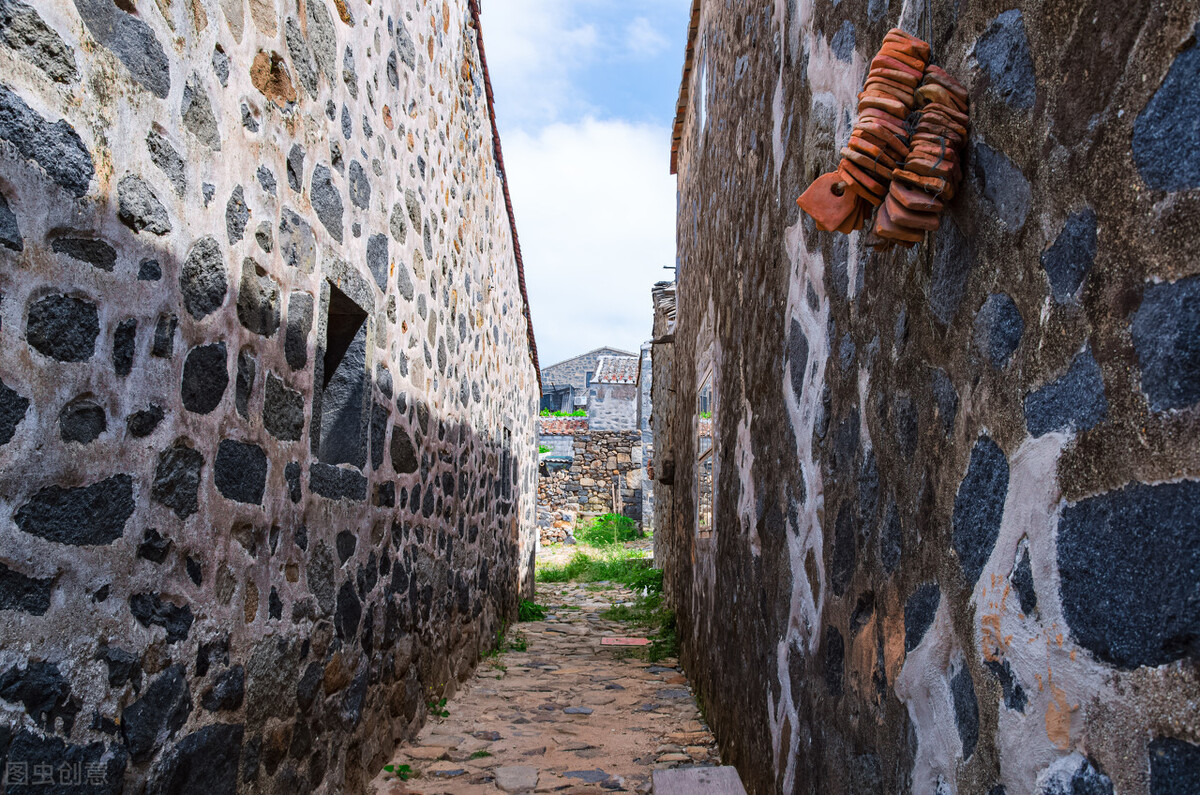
[537,429,642,544]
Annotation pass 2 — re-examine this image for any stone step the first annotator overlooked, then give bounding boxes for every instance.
[651,766,747,795]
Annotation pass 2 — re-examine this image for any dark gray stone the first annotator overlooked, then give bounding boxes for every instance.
[137,527,172,563]
[149,723,243,795]
[186,557,202,585]
[97,645,141,689]
[212,45,229,86]
[931,368,958,435]
[285,291,313,370]
[1012,543,1037,615]
[0,660,78,733]
[181,342,228,414]
[59,398,106,444]
[125,403,164,437]
[240,102,258,132]
[930,216,974,326]
[226,185,249,244]
[830,503,856,597]
[214,439,267,505]
[1149,737,1200,795]
[268,587,282,619]
[138,257,162,280]
[376,364,393,399]
[113,317,136,376]
[202,665,245,712]
[0,0,77,83]
[51,236,115,270]
[389,201,407,243]
[972,141,1031,232]
[151,313,176,357]
[202,182,215,205]
[306,542,335,613]
[905,582,940,652]
[181,236,227,320]
[245,639,298,726]
[14,474,133,545]
[73,0,169,96]
[370,401,387,470]
[336,530,356,563]
[280,208,317,273]
[952,438,1009,585]
[285,18,318,98]
[0,561,51,614]
[311,164,343,243]
[0,190,20,250]
[823,625,844,696]
[145,129,185,196]
[287,144,305,192]
[5,729,126,792]
[985,658,1027,712]
[974,293,1024,369]
[830,20,854,61]
[390,426,418,473]
[152,441,203,519]
[237,258,281,337]
[129,592,193,643]
[310,462,367,501]
[256,165,276,196]
[348,159,370,209]
[1133,31,1200,191]
[950,666,978,758]
[396,258,415,301]
[1036,755,1114,795]
[879,502,901,574]
[1041,209,1097,303]
[319,322,367,467]
[893,395,918,460]
[1057,480,1200,669]
[367,232,388,290]
[0,83,93,197]
[789,319,809,400]
[181,73,220,150]
[386,49,399,88]
[264,372,305,441]
[335,580,361,639]
[307,0,336,81]
[340,103,352,140]
[121,664,191,763]
[395,17,415,69]
[1024,348,1108,436]
[972,10,1036,109]
[0,374,28,446]
[1130,275,1200,411]
[117,174,170,235]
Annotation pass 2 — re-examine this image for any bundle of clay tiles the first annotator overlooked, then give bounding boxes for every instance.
[797,29,969,249]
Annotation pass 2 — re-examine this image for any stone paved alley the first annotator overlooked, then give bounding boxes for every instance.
[371,578,719,794]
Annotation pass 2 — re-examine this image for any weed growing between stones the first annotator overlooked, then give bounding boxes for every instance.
[518,598,546,621]
[382,763,412,781]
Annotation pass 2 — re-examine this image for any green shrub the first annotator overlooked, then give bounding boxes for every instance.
[536,548,655,587]
[518,599,546,621]
[540,409,587,417]
[576,513,639,546]
[538,444,551,454]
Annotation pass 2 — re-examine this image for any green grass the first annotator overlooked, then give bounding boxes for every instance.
[575,513,640,546]
[470,750,492,759]
[537,547,653,585]
[540,409,586,417]
[538,444,552,454]
[518,599,546,621]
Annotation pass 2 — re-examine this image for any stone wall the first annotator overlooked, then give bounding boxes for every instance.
[0,0,539,791]
[587,382,638,431]
[659,1,1200,794]
[536,429,642,544]
[637,343,654,532]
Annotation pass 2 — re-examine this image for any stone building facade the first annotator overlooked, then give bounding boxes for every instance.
[656,1,1200,793]
[586,354,639,431]
[539,346,633,413]
[0,0,538,791]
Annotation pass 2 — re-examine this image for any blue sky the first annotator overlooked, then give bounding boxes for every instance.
[479,0,691,368]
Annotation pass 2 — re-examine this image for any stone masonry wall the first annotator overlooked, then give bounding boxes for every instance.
[536,430,642,544]
[0,0,538,791]
[587,382,638,431]
[659,1,1200,793]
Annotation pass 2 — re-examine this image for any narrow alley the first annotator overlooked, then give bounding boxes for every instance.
[372,576,721,794]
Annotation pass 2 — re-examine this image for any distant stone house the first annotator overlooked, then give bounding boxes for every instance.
[539,346,635,413]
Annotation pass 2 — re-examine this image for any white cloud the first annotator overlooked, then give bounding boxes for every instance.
[479,0,599,128]
[503,118,676,367]
[625,16,669,58]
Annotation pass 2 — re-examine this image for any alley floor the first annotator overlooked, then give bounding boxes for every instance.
[370,580,720,793]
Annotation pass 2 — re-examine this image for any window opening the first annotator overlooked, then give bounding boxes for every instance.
[316,281,369,467]
[697,370,714,537]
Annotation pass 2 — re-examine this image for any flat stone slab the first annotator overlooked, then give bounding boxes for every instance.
[652,767,747,795]
[601,637,650,646]
[494,765,538,792]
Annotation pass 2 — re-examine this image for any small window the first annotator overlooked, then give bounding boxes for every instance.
[316,281,368,466]
[585,370,594,388]
[697,370,714,537]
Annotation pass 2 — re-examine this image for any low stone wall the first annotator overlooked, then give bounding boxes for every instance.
[537,431,642,544]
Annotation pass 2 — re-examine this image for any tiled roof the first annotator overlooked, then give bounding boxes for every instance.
[594,355,638,384]
[539,418,589,434]
[670,0,702,175]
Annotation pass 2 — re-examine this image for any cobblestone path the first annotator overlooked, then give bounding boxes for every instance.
[371,581,720,793]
